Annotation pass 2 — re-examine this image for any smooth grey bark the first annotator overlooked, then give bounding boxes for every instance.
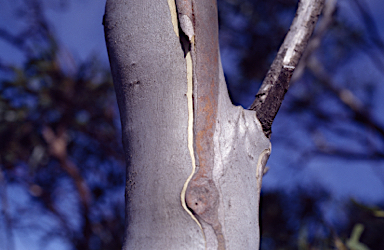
[104,0,204,248]
[104,0,323,249]
[104,0,269,248]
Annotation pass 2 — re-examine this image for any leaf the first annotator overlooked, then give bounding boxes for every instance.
[346,224,370,250]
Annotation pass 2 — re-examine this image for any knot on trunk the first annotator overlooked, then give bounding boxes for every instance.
[185,177,219,225]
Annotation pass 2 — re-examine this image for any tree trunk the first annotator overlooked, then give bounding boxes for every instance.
[104,0,323,249]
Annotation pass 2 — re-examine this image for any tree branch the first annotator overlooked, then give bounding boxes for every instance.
[291,0,337,83]
[307,57,384,140]
[250,0,325,138]
[0,164,15,250]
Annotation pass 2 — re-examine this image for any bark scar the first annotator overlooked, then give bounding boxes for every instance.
[176,0,225,249]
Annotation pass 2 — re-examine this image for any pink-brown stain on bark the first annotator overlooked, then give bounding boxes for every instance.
[182,0,225,249]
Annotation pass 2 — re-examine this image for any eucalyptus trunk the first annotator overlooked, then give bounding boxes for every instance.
[104,0,324,249]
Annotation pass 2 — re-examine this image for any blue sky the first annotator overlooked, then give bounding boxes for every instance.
[0,0,108,66]
[0,0,384,197]
[1,0,383,201]
[1,1,384,248]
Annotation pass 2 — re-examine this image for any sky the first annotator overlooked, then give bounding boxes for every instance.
[0,0,108,67]
[1,0,384,248]
[1,0,383,201]
[0,0,384,197]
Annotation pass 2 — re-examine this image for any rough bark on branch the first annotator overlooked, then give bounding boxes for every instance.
[250,0,325,138]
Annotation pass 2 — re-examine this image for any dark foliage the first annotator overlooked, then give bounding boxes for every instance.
[0,1,124,249]
[1,0,384,249]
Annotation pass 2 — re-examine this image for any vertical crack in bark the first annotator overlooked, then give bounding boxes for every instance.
[169,0,204,233]
[176,0,225,248]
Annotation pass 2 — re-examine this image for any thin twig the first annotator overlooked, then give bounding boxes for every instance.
[307,57,384,139]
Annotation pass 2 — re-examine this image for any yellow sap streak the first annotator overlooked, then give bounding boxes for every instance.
[167,0,202,230]
[167,0,179,37]
[180,51,202,228]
